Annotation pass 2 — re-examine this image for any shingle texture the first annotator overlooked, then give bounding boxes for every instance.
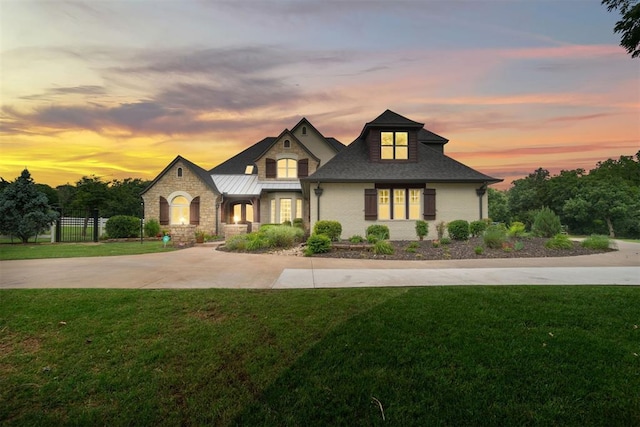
[305,136,500,183]
[209,137,276,174]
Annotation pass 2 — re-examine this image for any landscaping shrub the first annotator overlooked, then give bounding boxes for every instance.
[313,220,342,241]
[469,220,487,237]
[483,224,507,249]
[105,215,140,238]
[440,237,451,245]
[246,233,269,251]
[366,224,390,240]
[373,240,394,255]
[514,241,525,251]
[436,221,447,239]
[144,218,161,237]
[293,218,304,229]
[281,220,292,227]
[225,234,248,251]
[474,246,484,255]
[405,241,420,253]
[532,207,562,238]
[305,233,331,255]
[447,220,470,240]
[264,225,304,248]
[415,220,428,240]
[367,234,379,244]
[508,221,526,238]
[545,233,573,250]
[581,235,614,250]
[349,235,365,243]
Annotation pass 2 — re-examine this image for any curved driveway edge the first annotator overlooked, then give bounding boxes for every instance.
[1,240,638,289]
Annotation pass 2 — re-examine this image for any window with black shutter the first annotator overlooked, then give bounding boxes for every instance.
[266,158,276,178]
[159,196,169,225]
[364,189,377,220]
[298,159,308,178]
[423,188,436,220]
[190,196,200,225]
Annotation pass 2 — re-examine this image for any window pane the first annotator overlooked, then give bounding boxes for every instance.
[171,206,189,225]
[378,189,390,220]
[395,146,408,160]
[280,199,292,223]
[396,132,408,146]
[394,189,406,220]
[172,196,188,205]
[381,146,394,159]
[381,132,393,145]
[296,199,302,219]
[409,189,421,219]
[246,204,253,222]
[277,159,296,178]
[270,199,276,224]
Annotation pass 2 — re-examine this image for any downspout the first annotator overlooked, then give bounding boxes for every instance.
[475,183,487,220]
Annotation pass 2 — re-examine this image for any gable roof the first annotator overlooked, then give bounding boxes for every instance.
[418,128,449,144]
[141,155,217,195]
[209,137,276,175]
[291,117,345,153]
[366,109,424,128]
[253,129,321,163]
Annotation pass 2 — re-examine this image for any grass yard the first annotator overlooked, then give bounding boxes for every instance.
[0,241,177,261]
[1,287,639,426]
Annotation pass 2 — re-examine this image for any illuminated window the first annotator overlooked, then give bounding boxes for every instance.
[170,196,189,225]
[244,165,254,174]
[277,158,297,178]
[296,199,302,219]
[270,199,276,224]
[393,189,406,220]
[409,189,421,219]
[381,131,408,160]
[280,199,292,223]
[378,189,390,220]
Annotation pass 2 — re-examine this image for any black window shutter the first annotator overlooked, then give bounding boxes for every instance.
[364,189,377,220]
[266,158,276,178]
[423,188,436,220]
[298,159,308,178]
[160,196,169,225]
[190,196,200,225]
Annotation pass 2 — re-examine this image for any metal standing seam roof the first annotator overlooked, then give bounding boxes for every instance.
[211,174,301,196]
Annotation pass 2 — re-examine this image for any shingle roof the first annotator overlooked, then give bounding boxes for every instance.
[303,137,501,184]
[209,137,276,174]
[418,128,448,144]
[366,109,424,128]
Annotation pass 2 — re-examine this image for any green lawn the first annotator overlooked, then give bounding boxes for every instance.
[1,287,638,426]
[0,241,177,260]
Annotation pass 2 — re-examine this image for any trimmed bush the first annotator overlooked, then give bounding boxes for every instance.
[305,234,331,255]
[144,218,161,237]
[508,221,526,238]
[436,221,447,239]
[313,220,342,241]
[440,237,451,245]
[447,220,470,241]
[545,233,573,250]
[105,215,140,238]
[373,240,394,255]
[532,207,562,238]
[469,220,487,237]
[281,220,292,227]
[264,225,304,249]
[474,246,484,255]
[483,224,507,249]
[581,235,614,250]
[366,224,390,240]
[349,235,365,243]
[415,220,429,240]
[292,218,304,229]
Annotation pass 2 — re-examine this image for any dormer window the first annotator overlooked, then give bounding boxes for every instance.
[284,139,291,149]
[177,167,183,177]
[381,131,408,160]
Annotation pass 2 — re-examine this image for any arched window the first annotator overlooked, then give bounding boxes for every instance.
[277,158,297,178]
[302,126,307,135]
[284,139,291,148]
[177,167,183,178]
[171,196,189,225]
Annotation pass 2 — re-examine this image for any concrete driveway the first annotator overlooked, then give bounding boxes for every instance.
[1,240,638,289]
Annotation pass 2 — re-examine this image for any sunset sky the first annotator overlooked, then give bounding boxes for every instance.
[1,0,638,190]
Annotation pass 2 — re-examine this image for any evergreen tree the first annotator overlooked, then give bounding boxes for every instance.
[0,169,58,243]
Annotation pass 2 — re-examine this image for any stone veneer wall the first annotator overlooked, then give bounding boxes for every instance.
[169,225,196,245]
[224,224,248,240]
[255,137,320,180]
[142,160,218,235]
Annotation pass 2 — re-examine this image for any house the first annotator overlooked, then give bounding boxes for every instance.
[301,110,502,240]
[142,110,501,243]
[141,118,345,242]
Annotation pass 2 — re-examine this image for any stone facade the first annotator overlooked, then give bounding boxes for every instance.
[141,160,218,235]
[256,134,320,181]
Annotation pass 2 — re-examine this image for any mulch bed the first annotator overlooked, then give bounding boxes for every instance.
[310,237,613,261]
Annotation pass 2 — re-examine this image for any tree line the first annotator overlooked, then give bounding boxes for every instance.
[489,151,640,238]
